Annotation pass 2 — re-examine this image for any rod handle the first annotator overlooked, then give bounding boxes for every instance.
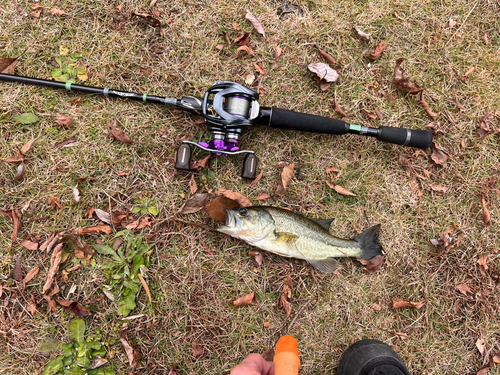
[377,126,433,149]
[268,108,349,135]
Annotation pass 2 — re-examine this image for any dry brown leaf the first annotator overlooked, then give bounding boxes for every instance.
[332,94,347,117]
[478,194,491,230]
[460,66,475,81]
[27,294,38,314]
[278,276,293,319]
[233,291,258,306]
[179,193,210,214]
[95,209,112,224]
[56,300,91,317]
[354,25,371,41]
[191,155,211,170]
[308,63,339,83]
[216,189,252,207]
[10,163,26,182]
[40,233,56,253]
[118,326,137,367]
[314,45,338,66]
[275,163,295,197]
[3,151,25,163]
[455,283,471,295]
[428,183,449,193]
[326,181,357,196]
[189,174,198,194]
[0,210,22,242]
[476,366,490,375]
[449,18,457,28]
[50,8,65,16]
[131,12,162,28]
[72,225,113,235]
[245,10,265,38]
[275,45,282,60]
[382,91,397,105]
[255,193,270,200]
[204,196,240,222]
[248,251,263,266]
[254,63,266,76]
[22,266,40,286]
[48,195,64,210]
[477,110,498,139]
[248,169,264,186]
[138,274,152,304]
[0,56,18,74]
[394,58,424,95]
[476,338,487,356]
[13,256,23,281]
[237,45,255,56]
[360,254,385,274]
[263,321,271,328]
[108,119,133,144]
[43,243,64,294]
[72,184,80,203]
[361,108,378,119]
[20,139,35,155]
[477,254,489,272]
[234,32,250,46]
[55,114,74,128]
[192,342,204,357]
[417,92,440,120]
[125,216,154,230]
[20,239,39,251]
[365,41,387,60]
[392,298,425,309]
[326,167,340,175]
[431,143,448,165]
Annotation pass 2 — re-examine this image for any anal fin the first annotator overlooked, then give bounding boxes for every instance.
[307,258,338,274]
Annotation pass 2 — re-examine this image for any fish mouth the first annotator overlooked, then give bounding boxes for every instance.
[216,208,239,233]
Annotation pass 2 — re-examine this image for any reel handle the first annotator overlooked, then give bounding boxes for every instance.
[262,107,433,150]
[241,153,258,180]
[174,143,192,171]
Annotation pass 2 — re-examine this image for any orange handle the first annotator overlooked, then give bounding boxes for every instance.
[273,335,300,375]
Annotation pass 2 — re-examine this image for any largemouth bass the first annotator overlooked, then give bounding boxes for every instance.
[217,206,384,273]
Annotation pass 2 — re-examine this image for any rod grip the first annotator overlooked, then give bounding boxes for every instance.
[269,108,349,135]
[377,126,433,149]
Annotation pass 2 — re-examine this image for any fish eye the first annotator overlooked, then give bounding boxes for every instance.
[238,208,248,216]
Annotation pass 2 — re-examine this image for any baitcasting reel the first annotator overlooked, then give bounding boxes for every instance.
[174,81,260,179]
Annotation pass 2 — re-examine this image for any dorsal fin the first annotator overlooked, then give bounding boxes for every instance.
[309,218,334,231]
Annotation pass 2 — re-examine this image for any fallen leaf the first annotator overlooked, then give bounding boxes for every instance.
[392,298,425,309]
[9,163,26,182]
[234,32,250,46]
[233,291,258,306]
[245,73,255,85]
[326,167,340,175]
[382,91,397,105]
[308,63,339,89]
[254,63,266,76]
[87,357,109,370]
[54,114,73,129]
[125,216,154,230]
[255,193,270,200]
[360,254,385,274]
[216,189,252,207]
[138,274,152,304]
[332,94,347,117]
[3,151,25,163]
[13,255,23,281]
[449,18,457,28]
[0,56,18,74]
[108,119,133,144]
[313,45,338,66]
[72,225,113,235]
[455,284,471,295]
[365,40,387,60]
[94,209,112,224]
[20,139,35,155]
[22,266,40,286]
[56,300,91,317]
[275,45,282,60]
[477,110,498,139]
[417,92,440,120]
[263,321,270,328]
[48,195,64,210]
[0,210,22,242]
[477,254,489,271]
[326,181,357,196]
[248,169,264,185]
[460,66,475,81]
[275,163,295,197]
[179,193,210,214]
[428,183,449,193]
[204,196,240,222]
[248,251,263,266]
[72,184,80,203]
[188,174,198,195]
[430,143,448,165]
[20,239,39,251]
[43,243,64,294]
[476,366,490,375]
[131,12,162,28]
[50,8,65,16]
[119,326,137,367]
[237,45,255,56]
[192,342,204,357]
[191,155,211,170]
[245,10,265,38]
[478,194,491,230]
[361,108,377,119]
[27,294,38,314]
[278,276,293,319]
[394,58,424,95]
[476,338,487,356]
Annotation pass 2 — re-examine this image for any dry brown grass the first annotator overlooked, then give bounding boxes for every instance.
[1,0,500,374]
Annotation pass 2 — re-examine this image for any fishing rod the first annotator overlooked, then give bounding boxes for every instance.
[0,73,433,179]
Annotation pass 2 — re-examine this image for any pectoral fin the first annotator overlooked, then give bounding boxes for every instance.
[274,232,299,245]
[307,258,339,274]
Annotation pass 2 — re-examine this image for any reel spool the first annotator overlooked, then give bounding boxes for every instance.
[175,81,260,179]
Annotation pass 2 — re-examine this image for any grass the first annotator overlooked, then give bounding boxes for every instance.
[1,0,500,374]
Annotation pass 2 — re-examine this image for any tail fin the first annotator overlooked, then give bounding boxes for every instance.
[354,224,384,259]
